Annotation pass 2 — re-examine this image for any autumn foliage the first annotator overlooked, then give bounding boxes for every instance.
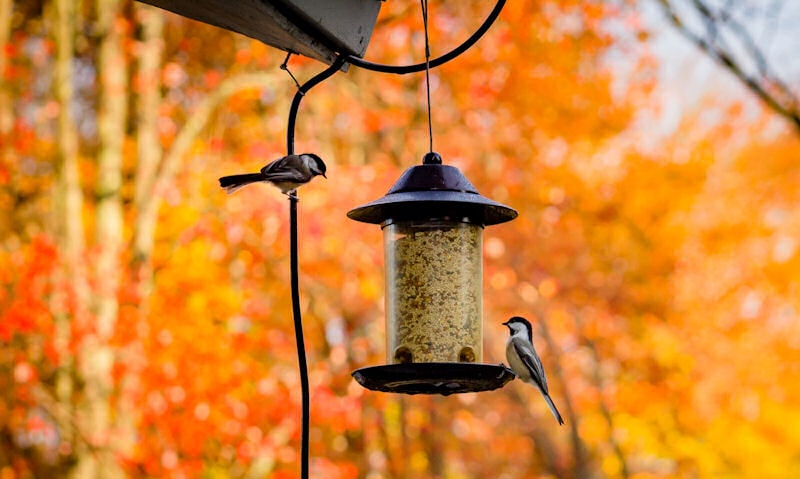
[1,0,799,478]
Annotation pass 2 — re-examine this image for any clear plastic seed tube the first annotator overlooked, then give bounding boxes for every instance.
[383,220,483,364]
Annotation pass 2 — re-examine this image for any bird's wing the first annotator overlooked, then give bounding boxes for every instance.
[261,159,308,183]
[511,337,550,394]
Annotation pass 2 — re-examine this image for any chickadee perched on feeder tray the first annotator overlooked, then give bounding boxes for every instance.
[219,153,327,195]
[503,316,565,425]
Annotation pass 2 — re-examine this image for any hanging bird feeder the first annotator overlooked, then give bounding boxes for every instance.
[347,152,518,395]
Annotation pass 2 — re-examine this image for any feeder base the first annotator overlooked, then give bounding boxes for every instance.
[352,363,515,395]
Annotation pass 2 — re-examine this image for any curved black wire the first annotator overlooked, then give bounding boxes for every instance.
[287,0,507,153]
[285,53,347,479]
[345,0,506,74]
[287,55,347,154]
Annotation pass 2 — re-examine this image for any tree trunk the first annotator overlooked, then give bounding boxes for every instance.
[73,0,128,477]
[382,397,406,479]
[52,0,86,465]
[0,0,12,135]
[115,1,165,463]
[424,399,445,479]
[132,3,164,268]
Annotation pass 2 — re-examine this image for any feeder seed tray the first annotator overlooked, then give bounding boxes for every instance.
[352,363,515,396]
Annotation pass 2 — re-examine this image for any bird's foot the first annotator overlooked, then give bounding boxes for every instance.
[498,363,516,375]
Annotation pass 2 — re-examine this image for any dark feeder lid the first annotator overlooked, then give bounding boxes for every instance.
[347,152,518,395]
[346,152,518,226]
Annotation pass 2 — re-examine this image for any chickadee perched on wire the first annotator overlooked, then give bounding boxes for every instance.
[503,316,565,425]
[218,153,327,195]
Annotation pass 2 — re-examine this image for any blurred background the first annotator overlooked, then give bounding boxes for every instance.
[1,0,799,478]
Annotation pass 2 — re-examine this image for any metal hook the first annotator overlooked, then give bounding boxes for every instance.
[280,51,303,92]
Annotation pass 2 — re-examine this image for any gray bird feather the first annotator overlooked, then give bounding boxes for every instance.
[511,337,549,394]
[261,160,312,183]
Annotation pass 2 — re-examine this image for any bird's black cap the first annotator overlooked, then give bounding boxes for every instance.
[502,316,531,327]
[502,316,533,343]
[304,152,326,178]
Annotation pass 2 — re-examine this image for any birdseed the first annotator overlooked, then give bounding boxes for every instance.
[384,221,483,363]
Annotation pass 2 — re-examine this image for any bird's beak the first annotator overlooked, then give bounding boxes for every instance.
[321,173,327,179]
[501,321,509,326]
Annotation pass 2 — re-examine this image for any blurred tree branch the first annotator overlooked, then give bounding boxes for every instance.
[535,314,593,479]
[135,72,280,255]
[31,385,94,455]
[655,0,800,132]
[573,313,631,479]
[79,0,129,477]
[508,386,568,479]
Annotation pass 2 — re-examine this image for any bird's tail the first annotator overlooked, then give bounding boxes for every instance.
[219,173,263,194]
[543,393,565,425]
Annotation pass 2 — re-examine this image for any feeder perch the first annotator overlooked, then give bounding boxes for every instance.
[347,152,518,395]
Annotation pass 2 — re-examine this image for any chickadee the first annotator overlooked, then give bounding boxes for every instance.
[503,316,565,425]
[218,153,327,195]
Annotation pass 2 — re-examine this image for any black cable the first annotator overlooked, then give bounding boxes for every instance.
[345,0,506,74]
[420,0,433,152]
[285,55,346,479]
[287,55,347,154]
[288,192,309,479]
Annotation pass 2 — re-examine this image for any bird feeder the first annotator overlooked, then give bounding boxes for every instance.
[347,153,518,395]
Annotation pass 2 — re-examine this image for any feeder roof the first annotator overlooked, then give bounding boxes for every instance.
[137,0,381,65]
[347,164,518,226]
